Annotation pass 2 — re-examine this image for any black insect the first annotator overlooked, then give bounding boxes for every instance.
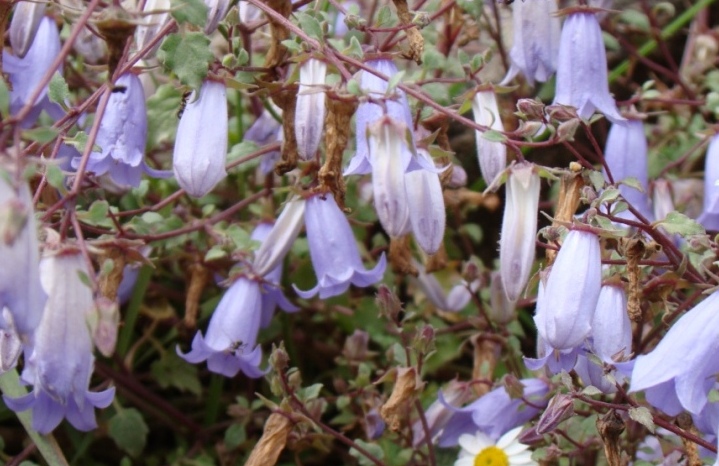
[177,90,192,119]
[111,85,128,94]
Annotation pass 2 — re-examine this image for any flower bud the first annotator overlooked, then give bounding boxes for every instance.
[295,59,327,161]
[135,0,171,57]
[591,284,631,362]
[472,89,506,185]
[516,98,546,121]
[252,196,305,277]
[9,1,46,58]
[173,80,228,197]
[405,149,446,254]
[652,179,674,222]
[500,162,540,302]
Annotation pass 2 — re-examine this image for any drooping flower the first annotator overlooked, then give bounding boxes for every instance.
[413,261,478,313]
[590,284,631,362]
[4,251,115,434]
[535,229,602,351]
[173,80,228,197]
[178,275,265,378]
[204,0,231,33]
[295,58,327,161]
[603,120,653,221]
[501,0,561,86]
[500,162,540,302]
[4,16,65,128]
[473,89,506,185]
[630,290,719,416]
[412,380,474,447]
[438,378,549,447]
[454,426,537,466]
[135,0,171,57]
[0,174,46,340]
[553,12,624,123]
[405,149,446,254]
[252,196,305,277]
[71,73,169,188]
[9,1,46,58]
[243,106,283,175]
[293,194,386,299]
[698,133,719,231]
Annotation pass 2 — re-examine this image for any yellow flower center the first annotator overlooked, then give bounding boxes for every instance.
[473,446,509,466]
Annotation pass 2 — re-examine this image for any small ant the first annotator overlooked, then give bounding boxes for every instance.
[177,90,192,119]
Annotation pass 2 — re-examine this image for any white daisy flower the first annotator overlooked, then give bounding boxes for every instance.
[454,426,537,466]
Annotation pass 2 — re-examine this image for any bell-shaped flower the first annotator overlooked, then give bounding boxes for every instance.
[573,349,619,394]
[501,0,560,86]
[472,89,506,185]
[412,380,474,447]
[243,105,283,175]
[295,58,327,161]
[9,1,46,58]
[405,149,446,254]
[4,251,115,434]
[4,16,65,128]
[0,175,46,340]
[173,79,228,197]
[71,73,170,188]
[135,0,171,57]
[630,290,719,416]
[204,0,231,33]
[553,12,624,123]
[500,162,540,302]
[293,194,386,299]
[0,308,23,373]
[437,378,549,447]
[178,275,265,378]
[590,284,631,362]
[413,261,478,312]
[536,229,602,351]
[603,120,653,221]
[252,196,305,277]
[698,133,719,231]
[250,223,299,328]
[652,179,674,223]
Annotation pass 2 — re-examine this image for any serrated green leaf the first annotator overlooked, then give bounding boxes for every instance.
[170,0,208,27]
[628,406,655,433]
[205,246,228,261]
[376,5,392,27]
[45,164,66,191]
[581,385,602,396]
[296,12,323,41]
[159,32,214,90]
[109,408,149,457]
[63,131,101,154]
[619,176,644,192]
[344,36,364,60]
[150,352,202,395]
[588,170,606,191]
[386,70,405,94]
[23,127,59,144]
[87,200,110,225]
[654,211,705,236]
[481,129,506,142]
[596,187,620,205]
[48,72,70,107]
[224,423,246,450]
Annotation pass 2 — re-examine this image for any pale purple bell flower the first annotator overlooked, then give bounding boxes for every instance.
[501,0,561,86]
[250,223,299,328]
[574,350,618,394]
[4,16,65,128]
[178,275,265,378]
[71,73,170,188]
[413,261,478,312]
[4,251,115,434]
[244,106,283,175]
[630,290,719,416]
[293,194,386,299]
[405,149,446,254]
[472,89,506,185]
[295,59,327,161]
[603,120,653,221]
[252,196,305,277]
[698,133,719,231]
[135,0,171,57]
[553,12,624,124]
[0,175,46,340]
[437,378,549,447]
[0,308,22,373]
[591,284,631,362]
[204,0,231,33]
[9,1,47,58]
[412,380,474,447]
[173,80,228,197]
[536,229,602,351]
[499,162,540,302]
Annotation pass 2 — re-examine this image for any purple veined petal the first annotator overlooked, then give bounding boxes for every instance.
[9,1,47,58]
[204,0,231,33]
[699,134,719,231]
[369,117,412,237]
[173,80,228,197]
[294,194,386,299]
[591,284,631,362]
[295,59,327,161]
[501,0,560,86]
[499,162,540,302]
[412,380,474,447]
[553,12,625,124]
[405,149,446,254]
[472,90,506,185]
[603,120,653,222]
[135,0,171,57]
[253,197,305,277]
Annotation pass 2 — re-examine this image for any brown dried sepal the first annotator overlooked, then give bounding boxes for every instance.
[391,0,424,64]
[471,335,500,397]
[546,173,584,265]
[621,236,646,322]
[424,242,447,273]
[262,0,293,79]
[379,367,424,431]
[184,261,209,329]
[98,246,127,301]
[388,235,418,276]
[315,94,358,210]
[94,6,137,79]
[420,113,450,152]
[270,83,300,175]
[243,412,295,466]
[596,410,625,466]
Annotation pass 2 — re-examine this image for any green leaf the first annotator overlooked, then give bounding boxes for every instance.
[581,385,602,396]
[205,245,228,261]
[159,32,214,90]
[281,38,302,53]
[386,70,405,94]
[628,406,655,433]
[654,211,705,236]
[170,0,208,27]
[23,127,59,144]
[45,164,66,191]
[48,72,70,107]
[87,200,110,225]
[109,409,149,458]
[296,12,323,41]
[619,176,644,192]
[344,36,364,60]
[587,170,606,191]
[150,352,202,395]
[298,383,323,401]
[376,5,392,27]
[349,439,385,466]
[146,84,181,146]
[595,186,620,205]
[63,131,101,154]
[224,423,246,450]
[481,129,506,142]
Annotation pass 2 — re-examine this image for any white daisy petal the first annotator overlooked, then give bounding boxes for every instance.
[454,458,474,466]
[503,441,530,456]
[497,426,524,449]
[509,451,537,465]
[458,433,481,455]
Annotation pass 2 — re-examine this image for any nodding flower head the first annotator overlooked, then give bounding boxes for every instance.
[295,58,327,161]
[698,133,719,231]
[472,89,506,185]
